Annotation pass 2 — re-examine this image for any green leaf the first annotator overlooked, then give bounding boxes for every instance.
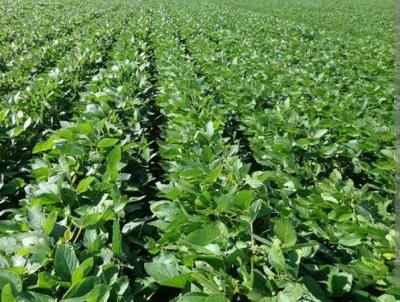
[8,125,24,138]
[114,276,129,296]
[203,165,223,183]
[80,208,115,228]
[303,275,330,302]
[185,224,220,246]
[32,193,61,206]
[1,178,25,195]
[32,135,57,154]
[0,270,22,292]
[121,221,143,234]
[43,211,58,236]
[17,291,55,302]
[176,293,228,302]
[112,219,122,257]
[27,207,45,231]
[36,272,63,289]
[268,239,285,272]
[378,294,398,302]
[1,283,16,302]
[72,258,94,285]
[55,244,79,281]
[274,218,297,247]
[234,190,254,210]
[144,263,187,288]
[102,264,119,286]
[63,276,97,300]
[176,293,208,302]
[206,121,214,136]
[314,129,328,139]
[76,177,95,194]
[86,284,110,302]
[107,147,121,181]
[277,284,303,302]
[206,294,229,302]
[327,270,353,297]
[98,138,119,149]
[338,233,362,247]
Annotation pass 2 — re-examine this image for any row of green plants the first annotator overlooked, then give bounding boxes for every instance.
[0,2,130,204]
[0,4,156,301]
[145,1,396,301]
[0,0,102,69]
[0,4,109,97]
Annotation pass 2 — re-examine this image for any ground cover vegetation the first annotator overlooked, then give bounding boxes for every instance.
[0,0,396,301]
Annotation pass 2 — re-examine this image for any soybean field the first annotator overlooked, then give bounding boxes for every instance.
[0,0,396,301]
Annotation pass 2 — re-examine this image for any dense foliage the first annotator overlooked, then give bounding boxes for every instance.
[0,0,396,301]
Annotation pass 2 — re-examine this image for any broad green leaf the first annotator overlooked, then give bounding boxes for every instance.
[1,178,25,196]
[0,270,22,292]
[176,293,229,302]
[1,283,16,301]
[36,272,62,289]
[17,291,55,302]
[102,264,119,286]
[98,138,119,149]
[314,129,328,139]
[274,219,297,247]
[76,177,95,194]
[32,193,61,206]
[277,284,303,302]
[338,233,362,247]
[234,190,254,210]
[176,293,208,302]
[72,258,94,285]
[268,239,285,272]
[86,284,110,302]
[144,263,187,288]
[203,165,223,183]
[55,244,79,281]
[185,224,220,246]
[303,276,330,302]
[43,211,58,236]
[27,207,45,231]
[32,135,57,154]
[62,276,97,300]
[327,270,353,297]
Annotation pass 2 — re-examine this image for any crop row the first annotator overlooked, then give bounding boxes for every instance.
[0,4,130,204]
[141,1,396,300]
[0,4,160,300]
